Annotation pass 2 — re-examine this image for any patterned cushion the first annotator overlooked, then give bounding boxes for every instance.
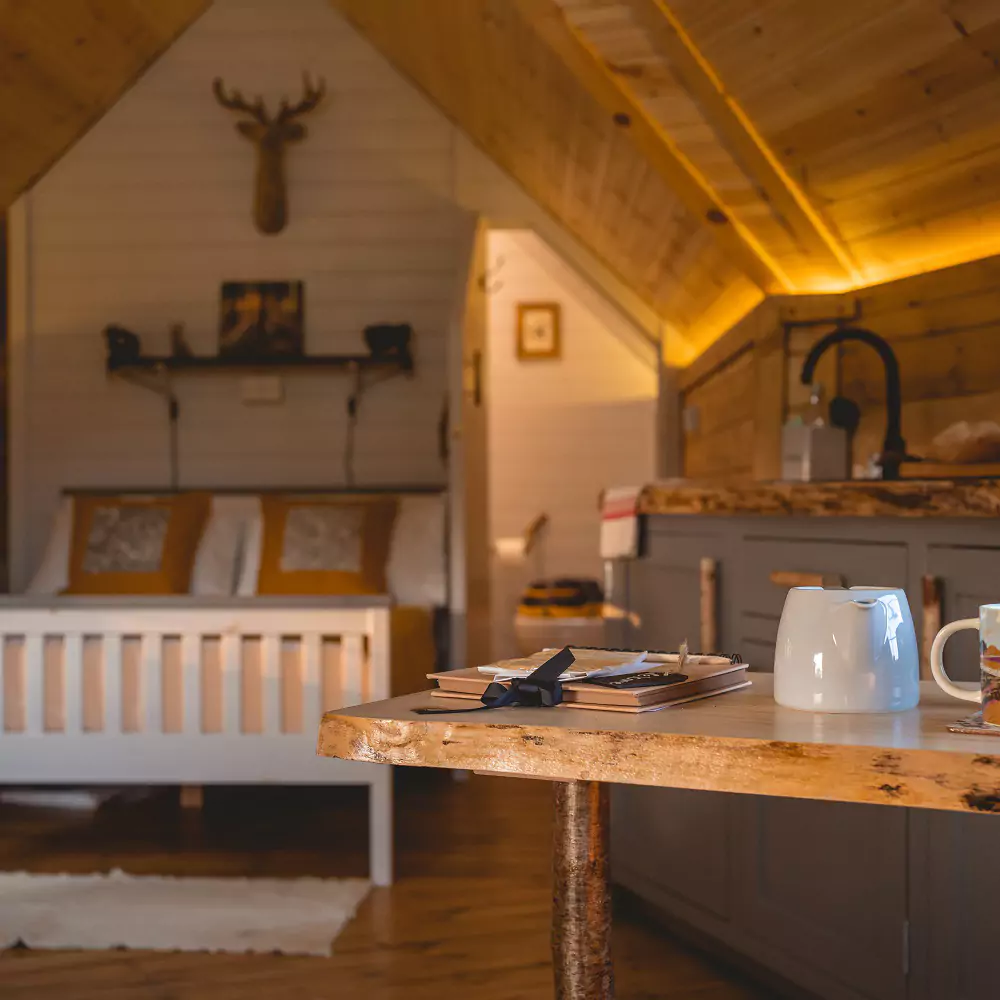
[63,494,211,595]
[82,505,171,573]
[280,505,364,573]
[256,496,397,596]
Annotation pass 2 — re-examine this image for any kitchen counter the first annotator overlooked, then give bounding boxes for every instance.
[637,477,1000,518]
[612,488,1000,999]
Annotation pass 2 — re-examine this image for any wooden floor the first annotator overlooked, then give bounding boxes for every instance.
[0,772,770,999]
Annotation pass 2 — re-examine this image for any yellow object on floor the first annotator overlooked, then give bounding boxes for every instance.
[517,578,604,619]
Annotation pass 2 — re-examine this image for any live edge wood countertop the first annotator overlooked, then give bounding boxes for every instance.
[637,478,1000,518]
[317,679,1000,814]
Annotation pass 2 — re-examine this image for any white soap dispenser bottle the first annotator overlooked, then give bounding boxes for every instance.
[781,383,850,481]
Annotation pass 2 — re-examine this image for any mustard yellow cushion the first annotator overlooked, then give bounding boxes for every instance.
[390,606,437,695]
[64,493,211,595]
[256,495,397,596]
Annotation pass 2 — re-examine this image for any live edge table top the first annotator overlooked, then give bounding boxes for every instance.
[317,677,1000,815]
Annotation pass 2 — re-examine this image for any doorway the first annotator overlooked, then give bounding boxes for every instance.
[483,229,658,660]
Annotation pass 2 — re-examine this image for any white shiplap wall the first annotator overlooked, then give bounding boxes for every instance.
[9,0,667,588]
[486,231,657,659]
[12,0,472,585]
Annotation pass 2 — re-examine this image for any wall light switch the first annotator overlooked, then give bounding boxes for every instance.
[241,375,284,404]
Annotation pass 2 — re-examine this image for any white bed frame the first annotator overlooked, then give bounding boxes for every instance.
[0,596,393,885]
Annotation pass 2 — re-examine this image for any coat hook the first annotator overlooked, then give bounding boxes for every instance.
[478,254,505,294]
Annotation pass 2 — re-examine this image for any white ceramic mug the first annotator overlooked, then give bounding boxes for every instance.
[930,604,1000,725]
[774,587,919,713]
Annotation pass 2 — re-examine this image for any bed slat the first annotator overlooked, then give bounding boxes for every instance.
[181,633,201,735]
[63,633,83,735]
[301,631,322,730]
[142,634,161,734]
[343,634,364,708]
[104,634,123,735]
[222,632,241,735]
[262,634,281,735]
[24,635,44,735]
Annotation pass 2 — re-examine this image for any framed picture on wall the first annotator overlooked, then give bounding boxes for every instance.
[516,302,561,361]
[219,281,304,360]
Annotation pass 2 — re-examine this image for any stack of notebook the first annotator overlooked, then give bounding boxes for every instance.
[427,648,751,714]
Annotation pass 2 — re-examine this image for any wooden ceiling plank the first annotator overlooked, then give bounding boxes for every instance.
[553,2,838,290]
[0,0,209,208]
[767,19,1000,198]
[626,0,861,286]
[330,0,759,342]
[507,0,782,293]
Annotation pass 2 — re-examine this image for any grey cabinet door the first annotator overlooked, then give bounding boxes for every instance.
[926,545,1000,682]
[612,786,732,925]
[630,539,701,652]
[733,795,909,1000]
[908,809,1000,1000]
[736,536,909,672]
[630,524,730,652]
[613,526,734,938]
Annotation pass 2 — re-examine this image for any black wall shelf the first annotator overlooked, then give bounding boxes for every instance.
[106,354,413,375]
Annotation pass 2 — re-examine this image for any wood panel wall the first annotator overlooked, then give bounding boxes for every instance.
[678,254,1000,482]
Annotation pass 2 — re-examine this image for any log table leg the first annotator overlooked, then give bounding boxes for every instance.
[552,780,614,999]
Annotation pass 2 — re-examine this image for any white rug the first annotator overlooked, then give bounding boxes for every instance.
[0,869,370,956]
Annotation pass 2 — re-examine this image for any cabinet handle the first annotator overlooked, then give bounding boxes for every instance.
[921,575,943,681]
[769,570,844,589]
[700,557,717,653]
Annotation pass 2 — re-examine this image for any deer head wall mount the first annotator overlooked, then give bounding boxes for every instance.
[212,73,326,235]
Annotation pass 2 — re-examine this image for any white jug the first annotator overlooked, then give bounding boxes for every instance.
[774,587,919,713]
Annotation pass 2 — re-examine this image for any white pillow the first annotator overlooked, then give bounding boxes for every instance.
[190,495,261,597]
[27,493,260,597]
[236,508,263,597]
[236,494,447,605]
[26,496,73,594]
[387,495,447,606]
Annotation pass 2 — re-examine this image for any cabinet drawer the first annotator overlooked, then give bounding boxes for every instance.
[735,615,779,672]
[739,537,908,619]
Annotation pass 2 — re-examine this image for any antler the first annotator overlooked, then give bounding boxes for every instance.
[212,77,269,124]
[276,72,326,123]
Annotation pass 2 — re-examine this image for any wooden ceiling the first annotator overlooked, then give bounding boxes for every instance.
[330,0,1000,359]
[6,0,1000,361]
[0,0,208,210]
[329,0,770,358]
[659,0,1000,284]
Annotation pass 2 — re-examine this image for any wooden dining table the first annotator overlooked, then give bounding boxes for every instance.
[316,675,1000,1000]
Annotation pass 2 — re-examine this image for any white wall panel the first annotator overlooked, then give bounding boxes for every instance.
[487,231,657,659]
[14,0,466,583]
[9,0,667,592]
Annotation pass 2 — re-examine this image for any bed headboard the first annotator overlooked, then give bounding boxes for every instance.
[28,487,450,613]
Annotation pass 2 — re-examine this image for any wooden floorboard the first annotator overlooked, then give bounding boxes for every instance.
[0,773,771,999]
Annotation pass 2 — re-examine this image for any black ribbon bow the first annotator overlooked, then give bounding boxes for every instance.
[413,646,575,716]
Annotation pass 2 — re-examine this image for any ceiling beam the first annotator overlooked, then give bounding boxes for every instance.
[509,0,783,294]
[624,0,861,286]
[0,0,210,210]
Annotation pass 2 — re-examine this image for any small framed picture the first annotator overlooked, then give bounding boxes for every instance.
[516,302,561,361]
[219,281,304,360]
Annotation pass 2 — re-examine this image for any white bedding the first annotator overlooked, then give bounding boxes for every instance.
[26,492,446,604]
